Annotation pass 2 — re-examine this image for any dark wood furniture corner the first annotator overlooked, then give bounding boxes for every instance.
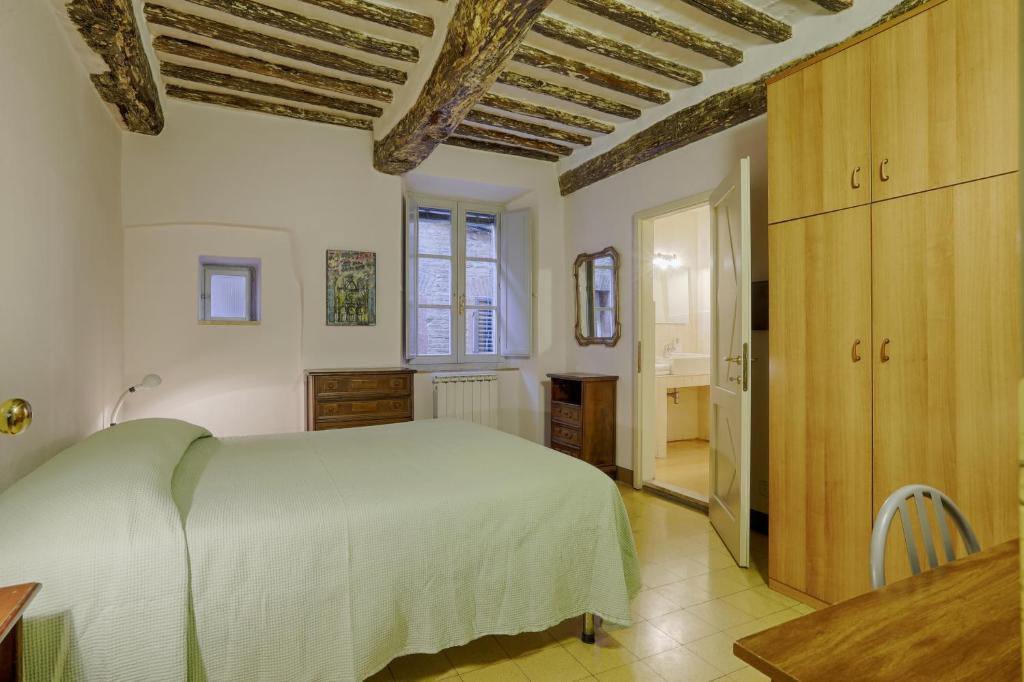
[0,583,39,682]
[547,373,617,476]
[305,368,416,431]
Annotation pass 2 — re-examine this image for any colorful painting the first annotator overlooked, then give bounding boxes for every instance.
[326,250,376,326]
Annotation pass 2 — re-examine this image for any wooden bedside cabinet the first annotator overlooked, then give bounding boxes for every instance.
[547,373,617,477]
[0,583,39,682]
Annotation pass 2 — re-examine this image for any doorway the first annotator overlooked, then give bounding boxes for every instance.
[633,196,713,509]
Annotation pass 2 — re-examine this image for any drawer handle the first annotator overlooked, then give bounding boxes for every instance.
[851,166,862,189]
[879,158,890,182]
[852,339,862,363]
[880,338,891,363]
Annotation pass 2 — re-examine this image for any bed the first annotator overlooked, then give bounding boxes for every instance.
[0,418,640,682]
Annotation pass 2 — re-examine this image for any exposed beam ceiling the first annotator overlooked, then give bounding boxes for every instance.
[296,0,435,36]
[512,45,669,104]
[464,109,592,146]
[496,71,641,119]
[167,84,373,129]
[479,93,614,135]
[809,0,854,11]
[454,124,574,157]
[65,0,164,134]
[373,0,554,174]
[443,136,560,162]
[675,0,792,43]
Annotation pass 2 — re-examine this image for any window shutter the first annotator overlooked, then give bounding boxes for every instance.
[499,209,533,358]
[404,197,418,360]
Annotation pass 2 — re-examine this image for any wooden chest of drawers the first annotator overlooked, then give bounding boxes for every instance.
[547,373,617,476]
[305,368,416,431]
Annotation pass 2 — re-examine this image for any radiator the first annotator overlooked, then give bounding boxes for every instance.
[433,373,499,428]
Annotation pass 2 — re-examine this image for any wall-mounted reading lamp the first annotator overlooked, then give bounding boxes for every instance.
[110,374,162,426]
[0,399,32,435]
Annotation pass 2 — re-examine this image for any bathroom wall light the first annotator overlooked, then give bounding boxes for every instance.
[110,374,162,426]
[653,252,682,270]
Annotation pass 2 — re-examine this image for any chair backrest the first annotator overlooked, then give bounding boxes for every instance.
[870,484,980,589]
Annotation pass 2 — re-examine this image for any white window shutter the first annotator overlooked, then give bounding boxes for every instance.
[404,197,418,360]
[499,208,533,358]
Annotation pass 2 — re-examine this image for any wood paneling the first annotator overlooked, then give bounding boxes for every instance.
[768,206,873,604]
[871,174,1020,584]
[768,41,870,224]
[870,0,1019,201]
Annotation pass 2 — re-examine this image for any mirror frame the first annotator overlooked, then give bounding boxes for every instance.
[573,246,622,347]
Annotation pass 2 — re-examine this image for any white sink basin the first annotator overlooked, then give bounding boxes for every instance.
[655,359,671,376]
[669,352,710,376]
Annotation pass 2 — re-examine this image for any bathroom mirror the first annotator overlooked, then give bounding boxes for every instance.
[574,246,621,347]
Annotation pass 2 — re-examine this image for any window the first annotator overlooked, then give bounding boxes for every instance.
[406,197,516,364]
[199,256,261,323]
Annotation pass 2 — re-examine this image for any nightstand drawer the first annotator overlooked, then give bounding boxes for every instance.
[551,423,581,447]
[551,401,581,427]
[551,442,581,459]
[315,374,411,399]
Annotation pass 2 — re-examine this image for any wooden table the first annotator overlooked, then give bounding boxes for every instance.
[0,584,39,682]
[735,540,1020,681]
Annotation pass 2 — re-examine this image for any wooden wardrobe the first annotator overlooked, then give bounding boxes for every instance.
[767,0,1019,606]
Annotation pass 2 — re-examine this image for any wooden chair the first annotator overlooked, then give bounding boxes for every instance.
[870,485,980,589]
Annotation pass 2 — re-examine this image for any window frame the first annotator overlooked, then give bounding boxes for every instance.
[407,194,503,366]
[198,258,261,324]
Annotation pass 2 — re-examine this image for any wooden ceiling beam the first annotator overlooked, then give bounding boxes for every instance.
[465,109,592,146]
[166,84,373,129]
[183,0,418,62]
[497,71,641,119]
[809,0,853,11]
[532,16,701,85]
[297,0,434,36]
[454,124,574,156]
[66,0,163,134]
[161,62,384,117]
[676,0,792,43]
[558,79,767,195]
[513,45,669,104]
[153,36,393,102]
[479,93,614,134]
[443,136,559,163]
[564,0,743,66]
[373,0,553,175]
[144,4,407,84]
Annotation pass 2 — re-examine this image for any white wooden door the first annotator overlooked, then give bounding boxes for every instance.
[708,158,752,567]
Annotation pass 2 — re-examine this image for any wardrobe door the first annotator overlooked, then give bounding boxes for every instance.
[768,41,871,224]
[769,206,873,605]
[870,0,1018,202]
[872,174,1019,585]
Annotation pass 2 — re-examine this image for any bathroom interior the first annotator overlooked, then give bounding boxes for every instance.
[651,203,712,505]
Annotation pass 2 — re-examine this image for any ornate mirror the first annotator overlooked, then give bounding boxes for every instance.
[574,246,621,347]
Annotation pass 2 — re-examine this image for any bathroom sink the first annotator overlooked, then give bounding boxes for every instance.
[655,359,671,376]
[669,352,710,376]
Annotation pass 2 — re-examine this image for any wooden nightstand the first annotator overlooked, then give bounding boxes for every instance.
[0,583,39,682]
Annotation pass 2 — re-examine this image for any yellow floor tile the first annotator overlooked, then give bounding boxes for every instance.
[461,660,530,682]
[658,557,711,580]
[546,616,585,645]
[495,630,557,659]
[647,609,718,645]
[747,585,799,609]
[719,589,789,619]
[630,589,680,620]
[595,660,665,682]
[683,600,755,630]
[563,635,638,674]
[607,621,679,658]
[723,666,770,681]
[708,565,765,589]
[641,563,684,589]
[673,572,749,599]
[791,603,816,615]
[723,609,803,640]
[388,652,458,682]
[515,645,592,682]
[444,636,509,674]
[644,646,723,682]
[683,633,747,674]
[654,580,714,609]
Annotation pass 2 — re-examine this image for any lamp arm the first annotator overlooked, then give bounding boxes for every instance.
[109,386,136,427]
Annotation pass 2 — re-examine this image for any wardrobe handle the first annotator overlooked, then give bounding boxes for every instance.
[880,338,891,363]
[852,339,862,363]
[879,158,890,182]
[851,166,862,189]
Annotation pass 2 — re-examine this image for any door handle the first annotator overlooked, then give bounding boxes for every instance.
[852,339,862,363]
[879,158,890,182]
[724,355,743,365]
[851,166,862,189]
[880,338,891,363]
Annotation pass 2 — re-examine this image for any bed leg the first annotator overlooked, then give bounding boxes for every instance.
[581,613,596,644]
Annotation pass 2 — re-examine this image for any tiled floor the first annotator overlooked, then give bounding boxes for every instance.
[371,485,814,682]
[654,440,710,498]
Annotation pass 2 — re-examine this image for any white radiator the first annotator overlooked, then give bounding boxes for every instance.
[433,373,499,428]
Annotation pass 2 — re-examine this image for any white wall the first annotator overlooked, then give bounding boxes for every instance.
[563,116,770,512]
[0,0,124,491]
[121,101,566,443]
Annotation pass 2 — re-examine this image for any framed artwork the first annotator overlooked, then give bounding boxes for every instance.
[326,250,376,326]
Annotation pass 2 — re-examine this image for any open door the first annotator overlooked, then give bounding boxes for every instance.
[709,157,752,567]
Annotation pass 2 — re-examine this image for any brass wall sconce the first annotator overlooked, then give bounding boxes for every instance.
[0,399,32,435]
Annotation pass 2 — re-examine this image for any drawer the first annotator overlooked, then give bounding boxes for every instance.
[315,374,411,399]
[551,401,581,427]
[551,423,581,447]
[551,442,581,459]
[316,398,411,422]
[315,417,410,431]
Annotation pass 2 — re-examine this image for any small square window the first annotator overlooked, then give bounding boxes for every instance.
[199,257,261,323]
